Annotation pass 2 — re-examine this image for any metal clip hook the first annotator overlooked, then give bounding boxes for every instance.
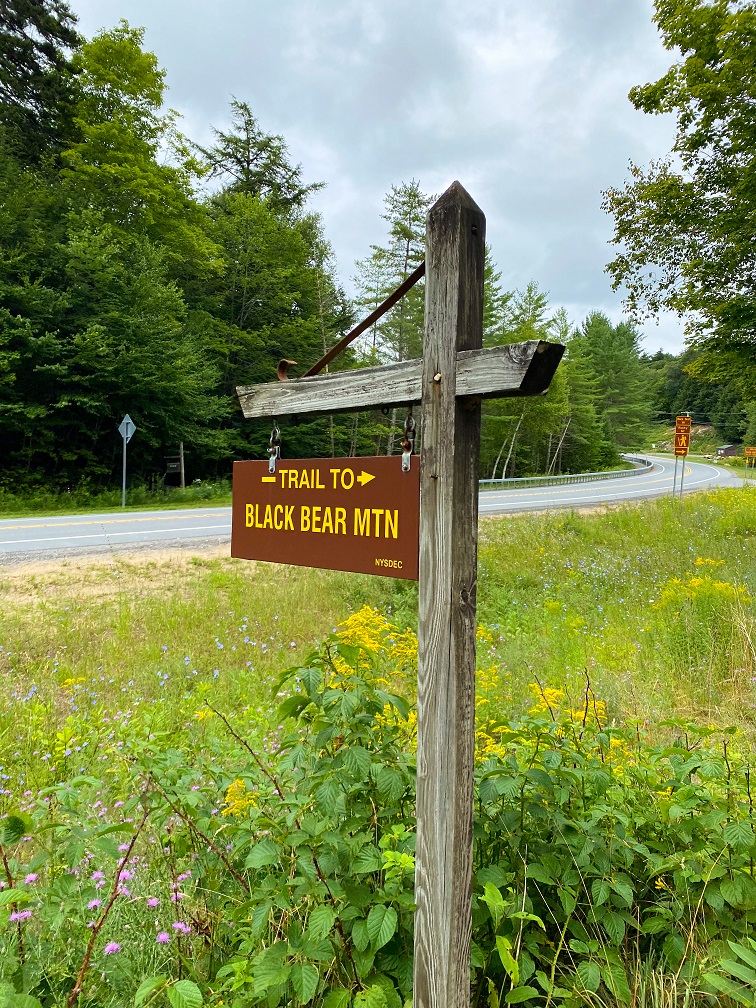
[267,423,281,473]
[401,408,416,472]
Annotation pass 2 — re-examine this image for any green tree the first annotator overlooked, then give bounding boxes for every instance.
[570,312,653,450]
[61,22,221,282]
[354,180,431,363]
[603,0,756,390]
[196,99,323,214]
[0,0,80,160]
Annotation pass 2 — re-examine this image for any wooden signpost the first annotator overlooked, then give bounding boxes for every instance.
[234,181,564,1008]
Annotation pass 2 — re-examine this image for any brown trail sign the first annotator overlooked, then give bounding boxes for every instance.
[235,181,564,1008]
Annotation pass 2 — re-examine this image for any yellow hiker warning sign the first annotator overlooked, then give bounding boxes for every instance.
[231,457,420,579]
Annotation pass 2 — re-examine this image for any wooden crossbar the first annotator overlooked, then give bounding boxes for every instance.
[237,339,564,419]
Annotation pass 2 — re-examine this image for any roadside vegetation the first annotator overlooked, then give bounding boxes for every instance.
[1,486,756,1006]
[0,481,232,519]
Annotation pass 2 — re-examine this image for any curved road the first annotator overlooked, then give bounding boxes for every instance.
[479,455,742,515]
[0,456,743,562]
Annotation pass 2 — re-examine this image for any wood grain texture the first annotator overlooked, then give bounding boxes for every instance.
[236,340,563,419]
[414,180,484,1008]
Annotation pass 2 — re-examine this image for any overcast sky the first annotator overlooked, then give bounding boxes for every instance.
[72,0,683,353]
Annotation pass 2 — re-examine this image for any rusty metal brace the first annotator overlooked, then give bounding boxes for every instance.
[277,261,426,382]
[267,423,281,473]
[401,407,416,472]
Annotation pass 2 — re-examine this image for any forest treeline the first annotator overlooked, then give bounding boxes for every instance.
[1,3,753,491]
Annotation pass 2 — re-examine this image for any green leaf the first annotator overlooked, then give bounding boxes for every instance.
[504,987,540,1004]
[0,889,32,909]
[721,877,745,907]
[728,939,756,971]
[482,882,506,928]
[720,959,756,986]
[300,666,323,698]
[495,936,519,986]
[245,838,280,869]
[524,864,554,885]
[601,962,631,1003]
[166,980,203,1008]
[591,879,610,906]
[323,991,352,1008]
[0,814,32,845]
[344,746,372,779]
[367,905,398,950]
[353,848,383,873]
[602,910,626,945]
[525,768,553,789]
[279,695,311,720]
[3,996,43,1008]
[306,905,336,942]
[576,961,601,993]
[724,821,755,852]
[134,976,168,1007]
[610,880,634,906]
[641,916,670,935]
[354,986,388,1008]
[702,973,753,1006]
[291,962,319,1004]
[352,919,370,952]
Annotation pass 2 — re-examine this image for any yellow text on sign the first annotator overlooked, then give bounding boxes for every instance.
[245,503,399,539]
[276,468,375,490]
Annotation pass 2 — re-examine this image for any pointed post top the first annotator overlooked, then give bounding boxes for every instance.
[428,180,484,219]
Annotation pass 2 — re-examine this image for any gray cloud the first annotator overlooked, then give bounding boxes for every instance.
[72,0,684,351]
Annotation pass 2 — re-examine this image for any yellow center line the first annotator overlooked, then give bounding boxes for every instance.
[0,512,229,531]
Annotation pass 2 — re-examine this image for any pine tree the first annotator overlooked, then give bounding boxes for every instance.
[0,0,80,160]
[571,312,653,449]
[353,180,431,363]
[196,99,323,215]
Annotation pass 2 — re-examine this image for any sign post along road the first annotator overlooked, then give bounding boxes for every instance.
[674,414,691,457]
[673,414,691,501]
[232,456,420,579]
[233,181,564,1008]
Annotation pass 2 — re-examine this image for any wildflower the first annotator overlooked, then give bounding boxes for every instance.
[222,779,256,817]
[118,843,130,852]
[88,899,102,909]
[103,942,121,954]
[24,873,38,884]
[9,910,32,922]
[156,932,171,943]
[147,897,159,907]
[91,871,104,881]
[172,921,191,934]
[118,870,132,881]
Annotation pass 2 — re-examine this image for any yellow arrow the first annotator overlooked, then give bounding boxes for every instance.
[357,471,375,486]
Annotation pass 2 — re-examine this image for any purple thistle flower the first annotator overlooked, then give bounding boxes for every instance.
[9,910,32,922]
[156,932,171,943]
[103,941,121,955]
[172,921,191,935]
[91,871,104,880]
[146,897,159,907]
[24,873,38,884]
[118,870,132,881]
[87,899,101,909]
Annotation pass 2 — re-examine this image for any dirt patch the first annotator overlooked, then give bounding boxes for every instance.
[0,542,245,608]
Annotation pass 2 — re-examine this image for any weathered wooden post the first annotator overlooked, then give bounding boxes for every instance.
[231,179,564,1008]
[414,182,484,1008]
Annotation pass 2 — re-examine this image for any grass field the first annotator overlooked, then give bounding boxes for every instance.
[1,487,756,1006]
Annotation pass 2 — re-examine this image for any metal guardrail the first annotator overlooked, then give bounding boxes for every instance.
[479,454,653,491]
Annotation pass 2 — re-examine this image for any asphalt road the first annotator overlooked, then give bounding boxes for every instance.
[0,456,743,562]
[478,455,742,515]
